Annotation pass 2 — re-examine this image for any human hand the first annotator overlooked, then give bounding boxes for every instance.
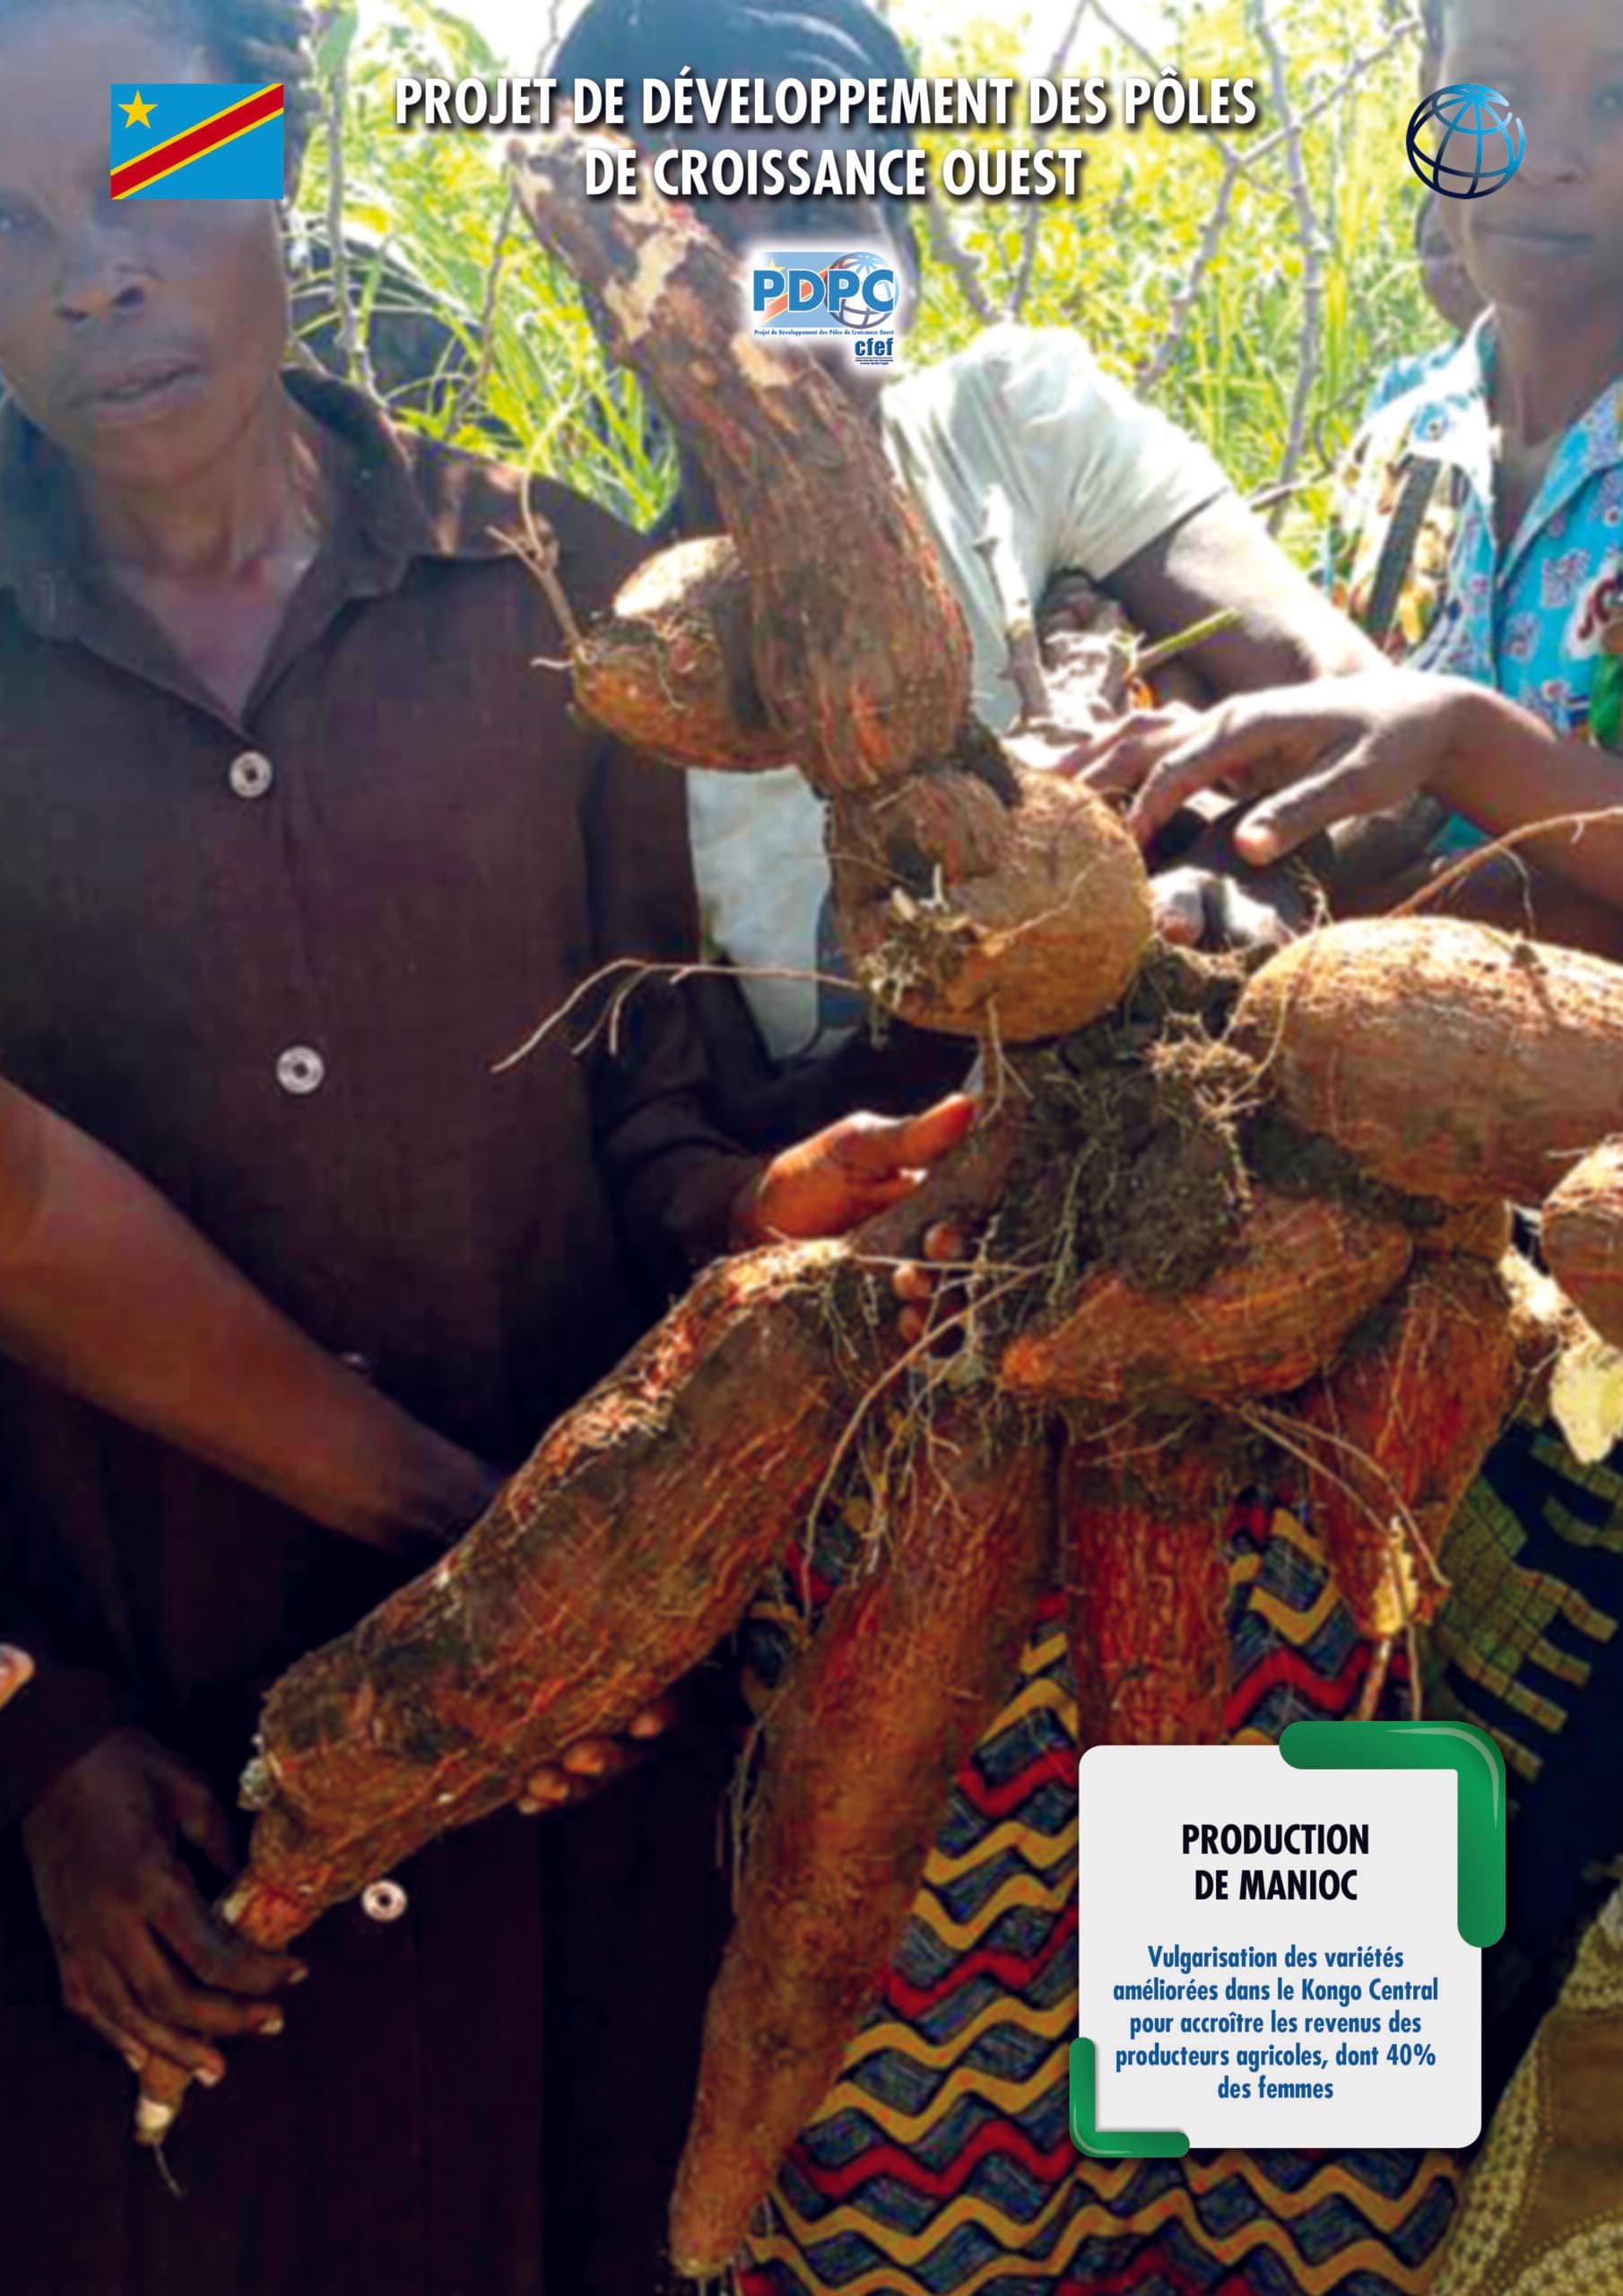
[1078,671,1468,858]
[1149,864,1307,952]
[0,1643,33,1708]
[891,1220,971,1349]
[516,1694,678,1813]
[22,1727,305,2084]
[733,1095,978,1248]
[1002,696,1203,792]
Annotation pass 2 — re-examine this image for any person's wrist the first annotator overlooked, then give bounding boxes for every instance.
[21,1722,141,1841]
[1430,679,1504,813]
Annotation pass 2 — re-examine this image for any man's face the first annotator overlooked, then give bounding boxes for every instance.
[675,130,908,409]
[0,7,291,487]
[612,100,911,407]
[743,214,907,408]
[1428,0,1623,323]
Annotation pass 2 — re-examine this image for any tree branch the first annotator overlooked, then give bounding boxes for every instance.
[924,189,998,326]
[1005,0,1090,321]
[1138,153,1241,392]
[1253,0,1325,526]
[320,21,378,403]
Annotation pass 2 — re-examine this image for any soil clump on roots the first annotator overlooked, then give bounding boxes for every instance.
[991,943,1265,1302]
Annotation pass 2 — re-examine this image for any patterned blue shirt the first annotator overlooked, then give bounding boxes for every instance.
[1325,317,1623,825]
[1361,337,1463,423]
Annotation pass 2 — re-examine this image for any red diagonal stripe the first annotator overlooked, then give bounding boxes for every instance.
[760,260,838,326]
[111,84,283,199]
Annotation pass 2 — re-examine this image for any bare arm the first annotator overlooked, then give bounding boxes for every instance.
[0,1080,497,1556]
[1428,684,1623,916]
[1107,493,1382,693]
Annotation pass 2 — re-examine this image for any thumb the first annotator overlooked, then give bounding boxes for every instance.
[161,1760,238,1875]
[848,1094,976,1178]
[1150,868,1210,948]
[0,1645,34,1710]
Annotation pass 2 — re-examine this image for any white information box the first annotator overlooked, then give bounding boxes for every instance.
[1075,1738,1488,2152]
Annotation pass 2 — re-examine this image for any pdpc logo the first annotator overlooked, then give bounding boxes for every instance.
[1407,83,1525,199]
[748,246,902,361]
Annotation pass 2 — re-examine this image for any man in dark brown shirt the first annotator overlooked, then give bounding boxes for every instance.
[0,4,972,2290]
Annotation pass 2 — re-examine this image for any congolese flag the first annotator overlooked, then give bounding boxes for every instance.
[109,83,285,201]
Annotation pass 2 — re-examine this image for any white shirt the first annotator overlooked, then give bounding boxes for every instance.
[686,323,1232,1059]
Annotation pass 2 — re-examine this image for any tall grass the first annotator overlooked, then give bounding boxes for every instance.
[296,0,1438,559]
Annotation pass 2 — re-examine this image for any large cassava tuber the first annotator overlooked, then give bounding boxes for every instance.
[827,757,1155,1039]
[138,124,1623,2274]
[1064,1446,1233,1749]
[509,122,1155,1048]
[1542,1139,1623,1352]
[1000,1190,1413,1406]
[569,534,794,774]
[225,1243,878,1946]
[1232,920,1623,1203]
[669,1412,1057,2278]
[510,124,970,799]
[1283,1255,1519,1648]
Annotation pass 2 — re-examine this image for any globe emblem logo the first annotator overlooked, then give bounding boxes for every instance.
[1407,83,1525,199]
[829,250,896,331]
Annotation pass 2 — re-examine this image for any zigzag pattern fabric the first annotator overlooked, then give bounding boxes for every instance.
[736,1495,1458,2295]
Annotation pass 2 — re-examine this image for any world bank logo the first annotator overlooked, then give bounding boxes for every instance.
[1407,83,1525,200]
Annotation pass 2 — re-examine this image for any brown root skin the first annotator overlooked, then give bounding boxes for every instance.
[571,534,794,772]
[999,1188,1413,1407]
[229,1241,886,1949]
[509,124,971,796]
[1414,1198,1515,1262]
[1066,1444,1232,1748]
[1233,919,1623,1204]
[514,131,1158,1043]
[183,1108,1026,1973]
[829,759,1155,1044]
[1542,1139,1623,1351]
[217,1109,1032,1961]
[135,1119,1033,2150]
[1502,1249,1588,1423]
[1283,1254,1516,1641]
[669,1418,1056,2280]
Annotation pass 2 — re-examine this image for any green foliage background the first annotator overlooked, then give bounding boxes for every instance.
[294,0,1438,561]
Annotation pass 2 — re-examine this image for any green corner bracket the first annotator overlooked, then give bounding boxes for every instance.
[1069,2038,1189,2159]
[1071,1720,1506,2158]
[1279,1718,1505,1949]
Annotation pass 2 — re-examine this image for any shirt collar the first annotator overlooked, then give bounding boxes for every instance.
[1393,315,1498,509]
[0,366,527,625]
[1383,313,1623,568]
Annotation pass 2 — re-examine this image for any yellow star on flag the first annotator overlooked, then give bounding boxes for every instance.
[120,91,155,129]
